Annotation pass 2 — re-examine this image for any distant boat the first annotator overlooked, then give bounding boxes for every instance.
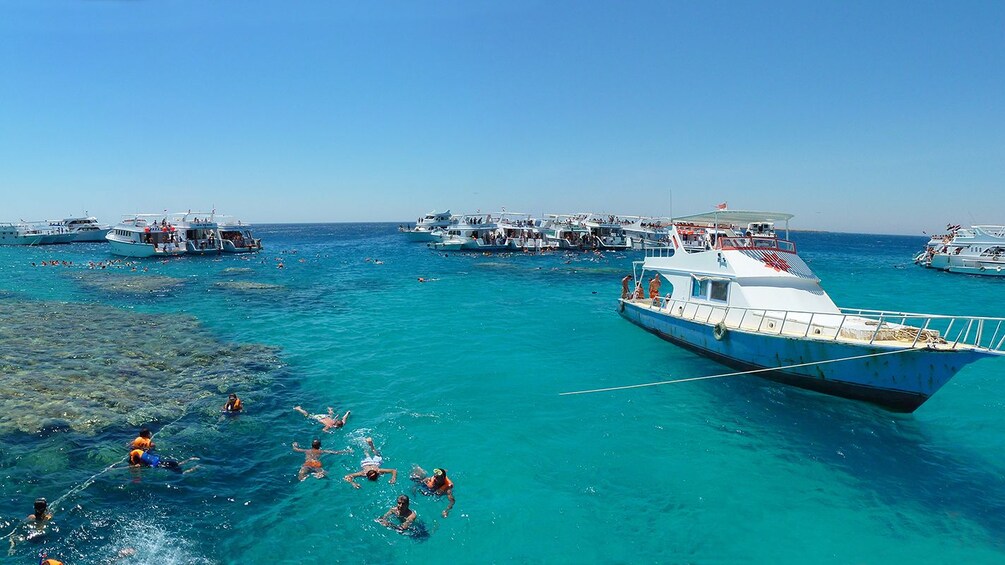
[0,221,74,245]
[106,214,187,258]
[620,209,1005,412]
[400,210,454,242]
[53,216,112,243]
[915,225,1005,276]
[216,217,262,253]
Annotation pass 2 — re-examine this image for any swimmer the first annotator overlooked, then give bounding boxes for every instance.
[294,405,349,432]
[411,466,456,517]
[344,437,397,488]
[377,495,417,532]
[27,498,51,523]
[129,428,155,451]
[222,393,243,413]
[128,449,198,473]
[38,552,64,565]
[293,439,350,481]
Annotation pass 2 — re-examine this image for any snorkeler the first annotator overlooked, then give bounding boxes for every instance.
[27,498,51,523]
[377,495,417,532]
[222,393,243,413]
[293,405,350,432]
[292,439,351,481]
[411,466,456,517]
[129,428,155,451]
[344,437,397,488]
[7,498,53,553]
[128,449,198,473]
[38,552,64,565]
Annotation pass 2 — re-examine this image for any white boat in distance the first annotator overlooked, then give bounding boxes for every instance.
[915,224,1005,276]
[106,214,187,258]
[400,210,454,242]
[55,216,112,242]
[0,221,75,245]
[217,216,263,253]
[619,209,1005,412]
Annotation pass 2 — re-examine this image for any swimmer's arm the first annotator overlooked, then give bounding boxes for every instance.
[344,472,364,488]
[320,448,351,455]
[386,468,397,484]
[291,442,307,452]
[327,407,335,416]
[444,488,455,517]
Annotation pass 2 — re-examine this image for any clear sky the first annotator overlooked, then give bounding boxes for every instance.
[2,1,1002,234]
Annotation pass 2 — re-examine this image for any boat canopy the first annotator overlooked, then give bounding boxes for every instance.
[672,210,794,225]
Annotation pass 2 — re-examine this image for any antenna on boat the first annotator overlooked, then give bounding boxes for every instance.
[668,187,673,223]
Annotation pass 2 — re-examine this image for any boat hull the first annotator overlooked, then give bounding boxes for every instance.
[404,230,440,242]
[619,300,986,412]
[108,239,185,258]
[72,229,111,242]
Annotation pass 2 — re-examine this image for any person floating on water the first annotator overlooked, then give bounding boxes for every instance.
[411,466,455,517]
[344,437,397,488]
[129,428,155,451]
[294,405,349,432]
[292,439,350,481]
[621,274,633,299]
[38,551,64,565]
[128,449,198,473]
[222,393,243,413]
[7,498,53,554]
[377,495,417,533]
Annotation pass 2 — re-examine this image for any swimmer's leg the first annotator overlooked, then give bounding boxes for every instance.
[294,406,310,418]
[341,411,351,425]
[298,466,309,481]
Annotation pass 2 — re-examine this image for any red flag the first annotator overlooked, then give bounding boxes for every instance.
[715,202,727,210]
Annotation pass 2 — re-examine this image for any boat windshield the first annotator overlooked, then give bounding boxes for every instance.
[718,237,796,253]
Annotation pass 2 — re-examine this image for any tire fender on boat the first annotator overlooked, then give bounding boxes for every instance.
[713,322,728,341]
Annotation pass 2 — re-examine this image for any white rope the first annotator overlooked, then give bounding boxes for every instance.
[560,347,922,396]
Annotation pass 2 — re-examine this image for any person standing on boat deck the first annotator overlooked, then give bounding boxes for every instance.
[621,274,633,299]
[292,439,350,481]
[294,405,350,432]
[648,275,661,303]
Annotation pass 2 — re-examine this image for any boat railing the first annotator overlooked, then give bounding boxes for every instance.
[636,297,1005,353]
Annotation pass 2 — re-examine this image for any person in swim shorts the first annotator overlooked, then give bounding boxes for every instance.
[292,439,351,481]
[411,466,456,517]
[128,449,198,473]
[294,405,350,432]
[344,437,397,488]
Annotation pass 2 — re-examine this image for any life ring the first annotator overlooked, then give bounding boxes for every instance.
[713,322,728,341]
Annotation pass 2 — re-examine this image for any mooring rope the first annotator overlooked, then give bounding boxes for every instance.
[560,347,922,396]
[2,393,210,545]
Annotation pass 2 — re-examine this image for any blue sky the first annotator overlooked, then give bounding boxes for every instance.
[2,1,1002,234]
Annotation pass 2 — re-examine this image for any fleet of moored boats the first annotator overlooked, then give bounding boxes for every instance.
[0,213,262,257]
[400,208,1005,411]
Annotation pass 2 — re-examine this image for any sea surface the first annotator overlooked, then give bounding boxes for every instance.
[1,224,1004,564]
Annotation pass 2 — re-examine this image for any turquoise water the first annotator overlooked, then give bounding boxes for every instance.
[2,225,1005,564]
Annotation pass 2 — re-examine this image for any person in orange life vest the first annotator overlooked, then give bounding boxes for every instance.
[411,466,455,517]
[38,551,64,565]
[129,428,155,451]
[222,393,243,413]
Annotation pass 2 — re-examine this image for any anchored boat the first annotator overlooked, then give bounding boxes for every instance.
[619,209,1005,412]
[915,224,1005,276]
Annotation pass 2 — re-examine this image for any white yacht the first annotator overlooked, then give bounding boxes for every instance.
[619,209,1005,412]
[400,210,454,242]
[915,224,1005,276]
[427,213,511,252]
[173,212,223,255]
[106,214,186,258]
[217,217,263,253]
[56,216,112,242]
[0,222,47,245]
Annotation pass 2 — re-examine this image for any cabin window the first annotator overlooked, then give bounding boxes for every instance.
[691,277,729,302]
[709,280,729,302]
